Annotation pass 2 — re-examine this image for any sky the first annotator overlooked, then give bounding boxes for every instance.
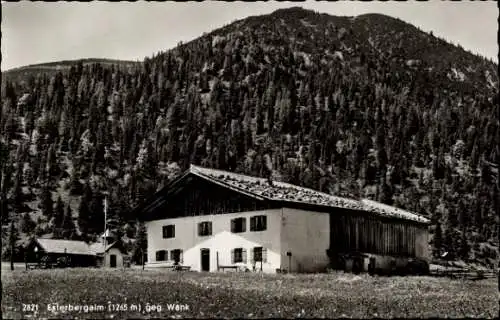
[2,1,498,71]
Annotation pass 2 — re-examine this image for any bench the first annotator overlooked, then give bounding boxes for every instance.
[174,265,191,271]
[218,265,238,271]
[219,265,250,272]
[26,263,40,270]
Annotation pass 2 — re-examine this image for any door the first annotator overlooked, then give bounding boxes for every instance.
[110,254,117,268]
[200,249,210,271]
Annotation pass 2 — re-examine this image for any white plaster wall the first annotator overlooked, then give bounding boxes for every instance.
[183,231,281,273]
[103,248,123,268]
[145,209,282,273]
[280,208,331,273]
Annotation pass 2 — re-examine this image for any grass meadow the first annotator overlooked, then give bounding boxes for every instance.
[1,264,498,319]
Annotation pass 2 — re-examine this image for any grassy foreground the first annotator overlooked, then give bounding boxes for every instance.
[2,266,498,319]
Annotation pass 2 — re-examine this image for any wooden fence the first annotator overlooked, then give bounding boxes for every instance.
[430,267,497,280]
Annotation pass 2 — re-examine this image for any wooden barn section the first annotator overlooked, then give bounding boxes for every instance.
[136,165,430,274]
[25,239,97,268]
[327,200,430,274]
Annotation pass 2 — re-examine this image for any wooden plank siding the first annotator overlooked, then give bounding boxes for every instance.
[144,176,274,221]
[328,211,425,258]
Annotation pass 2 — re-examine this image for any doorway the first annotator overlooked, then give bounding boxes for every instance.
[200,248,210,271]
[110,254,117,268]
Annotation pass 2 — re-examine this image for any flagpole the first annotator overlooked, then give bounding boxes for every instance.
[104,196,107,253]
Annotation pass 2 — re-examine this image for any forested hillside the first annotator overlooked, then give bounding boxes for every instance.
[1,7,498,267]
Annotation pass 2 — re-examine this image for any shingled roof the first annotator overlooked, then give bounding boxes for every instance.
[36,239,95,256]
[35,239,125,256]
[188,165,430,224]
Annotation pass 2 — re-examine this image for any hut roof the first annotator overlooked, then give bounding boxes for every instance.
[35,239,94,256]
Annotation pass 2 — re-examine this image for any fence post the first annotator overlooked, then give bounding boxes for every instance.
[216,251,219,272]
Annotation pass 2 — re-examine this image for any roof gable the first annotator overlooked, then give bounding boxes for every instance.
[89,241,127,255]
[137,164,430,224]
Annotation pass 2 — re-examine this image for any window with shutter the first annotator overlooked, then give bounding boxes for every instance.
[163,225,175,238]
[156,250,167,261]
[231,249,235,264]
[250,215,267,231]
[171,249,182,264]
[231,217,246,233]
[198,221,212,236]
[253,247,263,262]
[233,248,243,263]
[242,248,247,263]
[250,217,256,231]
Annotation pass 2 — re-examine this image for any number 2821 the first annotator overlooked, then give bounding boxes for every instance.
[23,304,39,312]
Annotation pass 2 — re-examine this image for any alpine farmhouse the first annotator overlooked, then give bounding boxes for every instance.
[137,165,431,274]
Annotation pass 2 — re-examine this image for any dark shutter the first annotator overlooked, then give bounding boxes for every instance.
[250,217,255,231]
[172,226,175,238]
[165,250,169,261]
[231,249,235,264]
[262,216,267,230]
[198,223,202,236]
[231,219,235,233]
[208,222,212,235]
[242,248,247,263]
[242,218,246,232]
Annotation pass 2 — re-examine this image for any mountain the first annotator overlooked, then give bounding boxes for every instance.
[1,7,498,267]
[2,58,141,84]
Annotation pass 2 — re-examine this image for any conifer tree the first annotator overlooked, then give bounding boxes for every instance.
[39,186,53,219]
[78,199,91,241]
[459,229,470,261]
[21,212,36,234]
[432,222,443,258]
[8,220,19,270]
[132,222,147,265]
[62,204,77,240]
[53,196,65,238]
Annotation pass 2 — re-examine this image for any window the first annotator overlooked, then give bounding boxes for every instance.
[231,248,247,264]
[162,225,175,238]
[171,249,183,264]
[198,221,212,236]
[250,215,267,232]
[252,247,267,263]
[156,250,167,261]
[231,217,246,233]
